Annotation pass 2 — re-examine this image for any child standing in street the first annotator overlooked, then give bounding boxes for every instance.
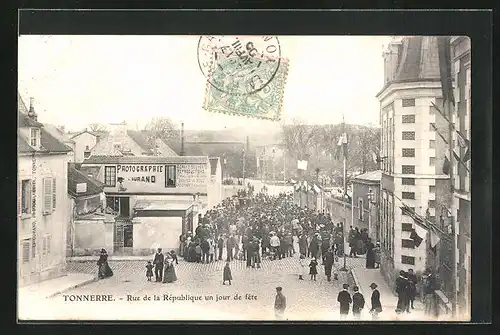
[309,257,318,281]
[145,261,153,281]
[223,261,233,285]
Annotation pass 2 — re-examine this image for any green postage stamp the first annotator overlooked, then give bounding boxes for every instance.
[203,58,289,121]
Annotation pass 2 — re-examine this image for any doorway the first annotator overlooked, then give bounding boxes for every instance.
[120,197,130,218]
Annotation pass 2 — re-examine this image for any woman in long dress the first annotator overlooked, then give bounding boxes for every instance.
[162,258,177,283]
[365,239,376,269]
[97,248,113,279]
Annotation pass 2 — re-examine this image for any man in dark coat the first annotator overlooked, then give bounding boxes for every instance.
[299,233,308,256]
[226,235,235,261]
[352,286,365,318]
[337,283,352,318]
[407,269,418,309]
[365,238,376,269]
[422,268,438,317]
[200,238,210,264]
[217,235,224,261]
[242,234,249,262]
[395,270,409,313]
[153,248,164,282]
[323,248,334,281]
[369,282,382,319]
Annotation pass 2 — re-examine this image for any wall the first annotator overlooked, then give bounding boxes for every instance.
[73,132,98,163]
[18,152,70,286]
[73,219,111,255]
[132,217,183,254]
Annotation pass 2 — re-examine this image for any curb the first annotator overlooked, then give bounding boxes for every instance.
[46,277,98,299]
[350,268,364,296]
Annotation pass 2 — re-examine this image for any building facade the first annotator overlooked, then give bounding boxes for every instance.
[450,36,471,318]
[18,96,72,286]
[376,37,451,285]
[75,155,222,255]
[69,130,101,163]
[351,170,381,242]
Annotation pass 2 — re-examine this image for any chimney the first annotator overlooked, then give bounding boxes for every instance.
[28,97,37,121]
[180,122,185,156]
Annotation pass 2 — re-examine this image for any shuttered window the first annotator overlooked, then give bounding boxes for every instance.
[402,165,415,174]
[21,180,32,214]
[402,98,415,107]
[402,178,415,185]
[52,178,57,209]
[402,131,415,140]
[402,148,415,157]
[22,239,31,263]
[43,178,53,214]
[402,223,413,232]
[402,115,415,123]
[402,192,415,200]
[402,239,415,249]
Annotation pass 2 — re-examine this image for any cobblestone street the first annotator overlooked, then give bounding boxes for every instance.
[37,255,366,321]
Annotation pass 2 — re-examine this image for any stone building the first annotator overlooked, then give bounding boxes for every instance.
[351,170,381,242]
[74,155,222,255]
[17,95,72,286]
[376,36,451,285]
[450,36,471,318]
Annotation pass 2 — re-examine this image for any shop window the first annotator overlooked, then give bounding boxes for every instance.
[104,166,117,187]
[402,192,415,200]
[21,180,31,214]
[402,239,415,249]
[402,148,415,157]
[402,165,415,174]
[402,98,415,107]
[402,178,415,185]
[166,165,176,187]
[401,255,415,265]
[402,114,415,123]
[402,131,415,140]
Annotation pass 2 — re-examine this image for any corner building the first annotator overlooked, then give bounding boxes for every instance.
[376,37,450,284]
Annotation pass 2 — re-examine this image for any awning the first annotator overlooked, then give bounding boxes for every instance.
[133,200,194,211]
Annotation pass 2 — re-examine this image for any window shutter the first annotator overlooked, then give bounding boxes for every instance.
[47,235,51,254]
[22,240,30,263]
[18,182,22,215]
[52,178,57,209]
[43,178,53,213]
[42,236,47,255]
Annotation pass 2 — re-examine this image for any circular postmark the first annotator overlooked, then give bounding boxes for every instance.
[198,35,281,95]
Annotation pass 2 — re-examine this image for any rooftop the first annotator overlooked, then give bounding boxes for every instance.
[82,155,209,165]
[354,170,382,182]
[68,163,105,198]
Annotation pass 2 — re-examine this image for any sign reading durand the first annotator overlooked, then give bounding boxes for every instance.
[115,164,208,188]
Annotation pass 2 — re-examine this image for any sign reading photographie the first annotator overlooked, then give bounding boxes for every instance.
[176,164,208,188]
[116,164,165,184]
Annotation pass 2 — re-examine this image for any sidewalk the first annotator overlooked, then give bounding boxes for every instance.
[68,255,155,262]
[18,273,96,299]
[351,266,437,321]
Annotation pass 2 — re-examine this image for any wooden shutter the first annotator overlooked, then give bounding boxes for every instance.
[52,178,57,209]
[22,240,30,263]
[18,182,22,215]
[43,178,53,213]
[42,236,48,255]
[47,235,51,254]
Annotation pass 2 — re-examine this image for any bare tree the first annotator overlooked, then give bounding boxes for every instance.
[144,117,179,142]
[281,118,318,161]
[88,123,107,132]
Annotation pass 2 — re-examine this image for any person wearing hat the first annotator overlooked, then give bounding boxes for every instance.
[217,234,224,261]
[274,287,287,320]
[308,257,318,281]
[337,283,352,318]
[97,248,113,279]
[395,270,409,314]
[422,268,438,317]
[352,286,365,319]
[373,242,381,268]
[323,247,335,282]
[153,248,164,282]
[369,283,382,319]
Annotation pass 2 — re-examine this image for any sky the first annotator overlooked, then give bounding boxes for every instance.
[18,35,391,132]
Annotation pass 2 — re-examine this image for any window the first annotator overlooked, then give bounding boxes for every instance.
[402,98,415,107]
[30,128,40,147]
[52,178,57,209]
[402,115,415,123]
[113,143,121,151]
[402,165,415,174]
[429,185,436,193]
[42,235,52,256]
[22,239,31,263]
[402,192,415,200]
[402,178,415,185]
[402,239,415,249]
[358,198,364,221]
[84,151,91,159]
[402,148,415,157]
[21,180,31,214]
[402,223,413,232]
[402,131,415,140]
[43,177,53,214]
[429,140,435,149]
[166,165,176,187]
[104,166,117,187]
[429,157,436,166]
[401,255,415,265]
